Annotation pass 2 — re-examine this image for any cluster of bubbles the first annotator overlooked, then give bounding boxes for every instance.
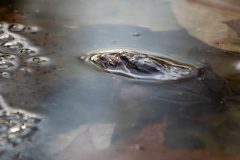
[0,95,40,153]
[0,109,40,151]
[0,22,50,79]
[0,22,47,154]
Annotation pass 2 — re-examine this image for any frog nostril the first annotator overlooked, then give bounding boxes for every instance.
[99,56,107,62]
[119,55,128,61]
[109,61,117,67]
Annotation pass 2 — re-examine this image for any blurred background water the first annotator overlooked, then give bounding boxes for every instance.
[0,0,240,160]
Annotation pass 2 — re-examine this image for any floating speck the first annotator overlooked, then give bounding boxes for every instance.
[132,32,140,37]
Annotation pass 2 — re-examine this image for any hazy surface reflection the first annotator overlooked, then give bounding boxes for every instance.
[0,0,240,160]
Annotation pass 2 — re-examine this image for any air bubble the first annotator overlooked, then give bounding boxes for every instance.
[8,24,25,32]
[26,56,50,66]
[0,34,14,43]
[0,109,40,148]
[0,54,19,71]
[25,26,39,33]
[20,48,38,56]
[0,71,12,79]
[0,22,50,77]
[1,41,23,53]
[19,67,32,74]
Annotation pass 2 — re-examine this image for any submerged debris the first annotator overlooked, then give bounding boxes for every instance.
[83,50,196,81]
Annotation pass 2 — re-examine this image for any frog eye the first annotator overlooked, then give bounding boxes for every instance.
[119,55,129,62]
[108,61,117,67]
[99,56,107,62]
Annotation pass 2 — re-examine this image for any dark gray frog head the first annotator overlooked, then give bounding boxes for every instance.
[82,49,197,81]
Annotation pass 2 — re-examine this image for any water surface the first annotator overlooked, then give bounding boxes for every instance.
[0,0,240,160]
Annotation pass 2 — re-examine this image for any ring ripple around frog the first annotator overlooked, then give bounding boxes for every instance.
[83,49,197,81]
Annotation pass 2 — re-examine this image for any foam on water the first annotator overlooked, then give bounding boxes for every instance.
[0,22,50,79]
[0,22,49,154]
[0,95,40,152]
[0,54,19,71]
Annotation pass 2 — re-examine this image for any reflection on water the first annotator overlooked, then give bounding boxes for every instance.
[172,0,240,52]
[0,0,240,160]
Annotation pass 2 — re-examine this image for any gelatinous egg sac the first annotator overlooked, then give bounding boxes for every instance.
[84,50,196,81]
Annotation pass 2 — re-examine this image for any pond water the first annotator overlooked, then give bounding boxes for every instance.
[0,0,240,160]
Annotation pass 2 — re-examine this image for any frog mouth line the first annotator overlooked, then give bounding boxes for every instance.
[83,49,198,81]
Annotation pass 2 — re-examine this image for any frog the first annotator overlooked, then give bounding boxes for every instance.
[83,49,197,81]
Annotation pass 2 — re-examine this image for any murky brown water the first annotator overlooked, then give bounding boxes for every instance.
[0,0,240,160]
